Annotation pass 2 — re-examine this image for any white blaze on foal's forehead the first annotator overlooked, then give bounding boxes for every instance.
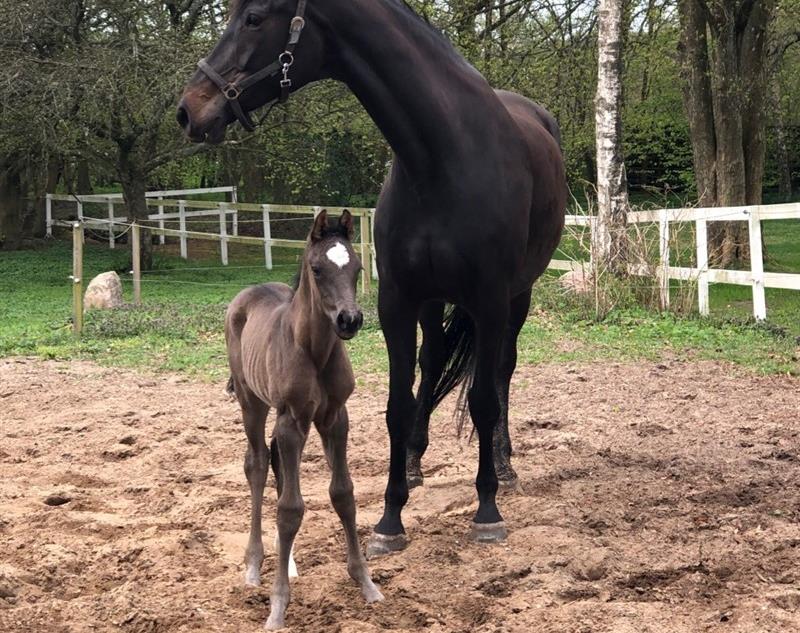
[326,241,350,268]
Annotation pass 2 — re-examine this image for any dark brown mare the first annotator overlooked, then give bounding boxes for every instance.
[179,0,567,558]
[225,210,384,630]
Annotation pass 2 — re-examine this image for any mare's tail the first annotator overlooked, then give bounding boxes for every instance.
[430,305,476,434]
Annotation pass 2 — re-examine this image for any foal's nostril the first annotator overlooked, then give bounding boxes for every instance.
[337,312,348,330]
[176,106,190,130]
[355,312,364,330]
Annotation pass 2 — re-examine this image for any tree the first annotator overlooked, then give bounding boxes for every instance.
[677,0,775,265]
[595,0,630,270]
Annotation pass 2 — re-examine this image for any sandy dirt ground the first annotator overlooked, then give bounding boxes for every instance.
[1,356,800,633]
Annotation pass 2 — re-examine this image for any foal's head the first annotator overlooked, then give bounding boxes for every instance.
[302,210,363,340]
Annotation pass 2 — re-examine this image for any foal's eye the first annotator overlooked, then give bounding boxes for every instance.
[245,13,263,27]
[311,266,322,278]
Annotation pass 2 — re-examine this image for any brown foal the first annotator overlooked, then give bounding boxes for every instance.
[225,210,383,630]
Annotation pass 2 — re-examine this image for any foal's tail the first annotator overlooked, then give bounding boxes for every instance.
[431,305,476,434]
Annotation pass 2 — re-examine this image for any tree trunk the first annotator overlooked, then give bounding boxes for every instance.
[594,0,629,272]
[76,159,93,195]
[678,0,717,206]
[677,0,775,267]
[772,81,792,202]
[0,163,24,250]
[119,166,153,271]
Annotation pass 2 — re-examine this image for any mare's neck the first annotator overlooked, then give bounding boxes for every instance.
[290,266,338,368]
[311,0,494,176]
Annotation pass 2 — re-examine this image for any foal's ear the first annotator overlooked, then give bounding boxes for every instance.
[310,209,329,242]
[338,210,355,241]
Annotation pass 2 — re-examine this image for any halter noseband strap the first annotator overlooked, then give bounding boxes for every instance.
[197,0,308,132]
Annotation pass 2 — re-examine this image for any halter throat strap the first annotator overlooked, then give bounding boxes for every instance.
[197,0,308,132]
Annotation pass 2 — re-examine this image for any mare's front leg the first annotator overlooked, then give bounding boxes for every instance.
[265,410,310,631]
[317,408,384,603]
[238,382,270,587]
[367,284,418,559]
[406,301,447,489]
[468,294,509,543]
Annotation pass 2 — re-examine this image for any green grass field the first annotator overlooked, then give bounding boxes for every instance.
[1,223,797,381]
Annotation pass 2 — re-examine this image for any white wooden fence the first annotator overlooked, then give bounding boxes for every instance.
[45,186,238,248]
[549,202,800,321]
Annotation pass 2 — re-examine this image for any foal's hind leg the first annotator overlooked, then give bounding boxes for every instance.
[494,289,532,488]
[317,409,384,603]
[239,385,270,587]
[266,411,310,631]
[407,301,447,489]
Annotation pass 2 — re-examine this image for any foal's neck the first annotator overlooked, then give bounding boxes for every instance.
[290,267,338,368]
[312,0,499,176]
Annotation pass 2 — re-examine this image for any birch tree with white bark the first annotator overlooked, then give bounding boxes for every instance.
[595,0,630,272]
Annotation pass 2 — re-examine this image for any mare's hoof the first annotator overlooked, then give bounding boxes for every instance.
[406,455,424,489]
[366,532,408,560]
[406,472,424,489]
[470,521,508,543]
[497,472,519,491]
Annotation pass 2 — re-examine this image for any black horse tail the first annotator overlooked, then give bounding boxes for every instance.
[431,305,476,434]
[225,375,235,396]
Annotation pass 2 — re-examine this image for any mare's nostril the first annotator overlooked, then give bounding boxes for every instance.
[176,106,190,130]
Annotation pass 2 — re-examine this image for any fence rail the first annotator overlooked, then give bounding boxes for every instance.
[52,192,799,327]
[550,202,800,321]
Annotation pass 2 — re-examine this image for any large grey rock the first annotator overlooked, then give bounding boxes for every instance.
[84,271,124,311]
[559,266,593,295]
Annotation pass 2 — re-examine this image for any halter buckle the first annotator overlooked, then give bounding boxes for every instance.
[223,83,242,101]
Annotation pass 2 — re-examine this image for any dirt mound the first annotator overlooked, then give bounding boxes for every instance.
[1,357,799,632]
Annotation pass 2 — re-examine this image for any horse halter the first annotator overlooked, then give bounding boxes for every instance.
[197,0,308,132]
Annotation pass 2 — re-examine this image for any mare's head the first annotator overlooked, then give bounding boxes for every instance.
[303,210,363,340]
[177,0,327,143]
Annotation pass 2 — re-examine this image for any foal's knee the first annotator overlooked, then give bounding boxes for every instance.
[277,499,305,535]
[244,445,269,480]
[329,481,355,510]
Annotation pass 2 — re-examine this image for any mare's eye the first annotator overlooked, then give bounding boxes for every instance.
[311,266,322,278]
[245,13,263,27]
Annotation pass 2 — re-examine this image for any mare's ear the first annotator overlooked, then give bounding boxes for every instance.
[338,210,355,241]
[310,209,328,242]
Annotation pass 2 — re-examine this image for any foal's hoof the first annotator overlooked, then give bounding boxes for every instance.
[406,455,424,489]
[470,521,508,544]
[366,532,408,560]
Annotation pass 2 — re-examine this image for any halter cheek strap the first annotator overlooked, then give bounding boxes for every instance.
[197,0,308,132]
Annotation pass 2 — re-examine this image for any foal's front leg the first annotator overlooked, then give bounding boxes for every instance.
[266,410,310,631]
[318,408,384,603]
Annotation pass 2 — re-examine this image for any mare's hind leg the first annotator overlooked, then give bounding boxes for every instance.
[494,289,532,488]
[266,411,310,631]
[406,301,447,489]
[317,408,384,603]
[238,383,270,587]
[468,294,509,543]
[367,284,419,558]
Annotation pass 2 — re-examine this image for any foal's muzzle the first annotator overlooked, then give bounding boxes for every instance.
[336,310,363,339]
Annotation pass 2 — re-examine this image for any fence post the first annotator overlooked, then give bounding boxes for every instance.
[370,208,378,280]
[72,222,84,337]
[219,203,229,266]
[131,223,142,306]
[359,211,371,294]
[158,204,166,245]
[77,200,84,222]
[107,200,116,249]
[748,208,767,321]
[262,204,273,270]
[695,214,709,316]
[179,201,188,259]
[658,209,670,311]
[46,194,53,237]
